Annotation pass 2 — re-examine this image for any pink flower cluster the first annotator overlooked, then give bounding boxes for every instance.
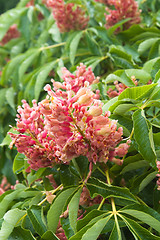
[157,161,160,191]
[105,0,141,32]
[107,77,152,99]
[46,0,89,32]
[9,100,58,171]
[9,63,130,170]
[0,25,20,46]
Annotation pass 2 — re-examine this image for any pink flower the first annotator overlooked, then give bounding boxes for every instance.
[46,0,89,32]
[9,100,59,171]
[10,63,130,170]
[157,161,160,190]
[0,25,20,46]
[105,0,141,32]
[107,77,138,98]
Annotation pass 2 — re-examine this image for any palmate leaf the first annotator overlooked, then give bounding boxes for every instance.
[0,208,26,240]
[86,177,138,203]
[132,109,157,168]
[70,212,112,240]
[119,215,160,240]
[76,209,109,232]
[109,223,121,240]
[81,215,112,240]
[47,187,77,233]
[121,203,160,227]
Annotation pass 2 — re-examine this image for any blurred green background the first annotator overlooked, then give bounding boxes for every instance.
[0,0,19,14]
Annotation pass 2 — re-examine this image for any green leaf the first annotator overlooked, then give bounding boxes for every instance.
[19,49,40,81]
[6,87,16,111]
[0,89,7,108]
[87,178,138,203]
[0,8,27,41]
[109,223,120,240]
[85,31,102,56]
[27,205,47,236]
[81,215,112,240]
[113,103,136,115]
[105,70,136,87]
[0,208,26,240]
[118,84,157,100]
[120,215,160,240]
[27,168,46,186]
[0,191,20,218]
[132,109,157,168]
[60,165,76,187]
[0,54,26,86]
[143,57,160,73]
[47,187,77,233]
[13,153,25,174]
[0,128,18,147]
[149,39,160,60]
[102,97,118,112]
[69,188,82,233]
[34,60,57,100]
[0,189,39,218]
[120,160,149,174]
[77,210,109,232]
[139,171,157,192]
[138,38,160,55]
[17,0,31,7]
[121,208,160,233]
[107,18,131,37]
[125,69,151,84]
[69,31,83,65]
[8,226,35,240]
[41,230,60,240]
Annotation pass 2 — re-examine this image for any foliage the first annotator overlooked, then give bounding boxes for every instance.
[0,0,160,239]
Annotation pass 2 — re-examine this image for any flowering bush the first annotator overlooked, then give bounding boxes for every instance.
[0,0,160,239]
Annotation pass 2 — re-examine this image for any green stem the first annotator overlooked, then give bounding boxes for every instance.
[106,169,121,238]
[38,183,63,206]
[39,42,66,51]
[16,184,63,226]
[129,127,134,140]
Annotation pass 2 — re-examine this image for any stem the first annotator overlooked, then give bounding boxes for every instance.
[106,169,121,238]
[97,198,106,210]
[129,127,134,140]
[16,184,63,226]
[39,42,66,51]
[38,183,63,206]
